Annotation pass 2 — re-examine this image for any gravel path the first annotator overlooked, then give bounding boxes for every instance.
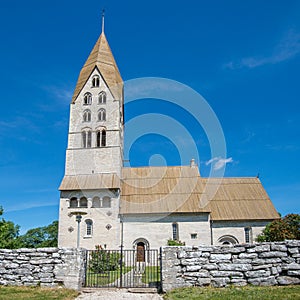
[76,289,164,300]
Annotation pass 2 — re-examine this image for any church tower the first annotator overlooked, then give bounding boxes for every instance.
[58,21,124,249]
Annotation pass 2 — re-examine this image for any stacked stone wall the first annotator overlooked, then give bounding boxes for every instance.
[0,248,85,290]
[162,241,300,291]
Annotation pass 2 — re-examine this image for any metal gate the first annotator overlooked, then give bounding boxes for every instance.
[84,248,161,289]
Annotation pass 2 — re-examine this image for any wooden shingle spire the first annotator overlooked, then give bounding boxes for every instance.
[71,15,123,103]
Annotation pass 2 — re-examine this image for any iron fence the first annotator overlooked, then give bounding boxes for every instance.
[84,248,161,289]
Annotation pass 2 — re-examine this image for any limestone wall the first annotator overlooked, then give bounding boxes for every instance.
[0,248,86,290]
[161,240,300,292]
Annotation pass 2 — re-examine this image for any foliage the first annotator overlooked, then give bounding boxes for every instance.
[18,220,58,248]
[163,285,300,300]
[256,213,300,242]
[89,245,121,273]
[0,206,58,249]
[0,286,79,300]
[0,206,21,249]
[167,239,185,246]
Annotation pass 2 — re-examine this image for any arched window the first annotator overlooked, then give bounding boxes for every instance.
[92,197,101,208]
[102,196,111,208]
[85,219,93,236]
[98,109,106,121]
[98,91,106,104]
[70,197,78,208]
[172,223,179,240]
[83,110,91,122]
[92,76,100,87]
[79,197,88,208]
[218,235,239,246]
[96,129,106,147]
[82,129,92,148]
[83,93,92,105]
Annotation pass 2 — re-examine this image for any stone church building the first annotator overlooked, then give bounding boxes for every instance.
[58,27,279,250]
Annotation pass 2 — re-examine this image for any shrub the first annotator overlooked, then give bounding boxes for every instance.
[256,213,300,242]
[167,239,185,246]
[89,246,121,273]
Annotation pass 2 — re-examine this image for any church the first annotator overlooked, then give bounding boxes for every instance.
[58,24,279,251]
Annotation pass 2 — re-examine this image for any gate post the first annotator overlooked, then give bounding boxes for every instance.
[159,247,163,293]
[120,244,124,288]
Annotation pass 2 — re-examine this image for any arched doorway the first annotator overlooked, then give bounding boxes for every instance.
[136,242,145,262]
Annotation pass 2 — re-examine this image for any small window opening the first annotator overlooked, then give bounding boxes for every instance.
[83,110,91,122]
[98,109,106,121]
[86,219,93,236]
[70,198,78,208]
[99,91,106,104]
[92,197,100,208]
[82,130,92,148]
[102,196,111,208]
[244,227,251,243]
[79,197,88,208]
[92,76,100,87]
[83,93,92,105]
[172,223,179,240]
[191,233,197,239]
[96,129,106,147]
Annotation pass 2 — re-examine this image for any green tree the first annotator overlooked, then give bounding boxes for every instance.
[18,220,58,248]
[256,213,300,242]
[0,206,21,249]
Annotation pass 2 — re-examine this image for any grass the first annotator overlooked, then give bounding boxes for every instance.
[0,286,79,300]
[85,266,132,286]
[163,285,300,300]
[142,266,160,285]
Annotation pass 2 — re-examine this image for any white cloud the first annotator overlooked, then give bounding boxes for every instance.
[206,157,233,170]
[224,30,300,69]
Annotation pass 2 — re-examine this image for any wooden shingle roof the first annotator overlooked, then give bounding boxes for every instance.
[59,173,120,190]
[71,33,123,103]
[202,178,280,220]
[121,166,209,214]
[120,166,280,221]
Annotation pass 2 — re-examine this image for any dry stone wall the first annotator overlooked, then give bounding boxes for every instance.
[0,248,85,290]
[161,240,300,292]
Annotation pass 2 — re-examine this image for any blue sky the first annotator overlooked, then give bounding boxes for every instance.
[0,1,299,233]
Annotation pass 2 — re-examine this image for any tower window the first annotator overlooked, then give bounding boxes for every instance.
[83,93,92,105]
[70,197,78,208]
[79,197,88,208]
[92,76,100,87]
[83,110,91,122]
[96,128,106,147]
[102,196,111,208]
[172,223,179,240]
[85,219,93,236]
[92,197,101,208]
[98,108,106,121]
[98,91,106,104]
[82,129,92,148]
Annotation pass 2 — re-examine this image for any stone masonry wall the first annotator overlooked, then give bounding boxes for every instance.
[162,240,300,292]
[0,248,86,290]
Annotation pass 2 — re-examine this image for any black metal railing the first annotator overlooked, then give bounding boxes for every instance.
[85,249,160,289]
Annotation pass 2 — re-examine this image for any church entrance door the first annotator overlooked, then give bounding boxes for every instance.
[136,242,145,262]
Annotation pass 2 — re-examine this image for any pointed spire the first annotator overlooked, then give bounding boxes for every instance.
[102,9,105,34]
[71,16,123,104]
